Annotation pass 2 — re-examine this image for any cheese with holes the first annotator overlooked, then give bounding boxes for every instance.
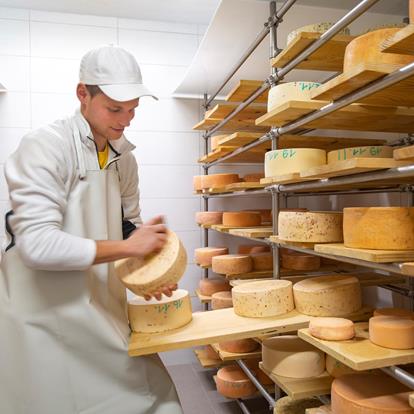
[128,289,192,333]
[216,366,256,399]
[287,22,350,45]
[369,316,414,349]
[326,355,357,378]
[267,82,321,112]
[309,317,355,341]
[232,280,294,317]
[278,211,343,243]
[281,251,321,271]
[374,308,414,319]
[194,247,228,266]
[193,175,203,191]
[200,173,239,189]
[343,207,414,250]
[238,244,270,254]
[293,275,361,317]
[212,254,253,275]
[265,148,326,177]
[222,211,261,227]
[243,173,264,182]
[218,338,259,354]
[327,145,393,164]
[331,372,414,414]
[250,252,273,271]
[211,291,233,310]
[199,278,231,296]
[115,230,187,296]
[195,211,223,226]
[262,335,325,378]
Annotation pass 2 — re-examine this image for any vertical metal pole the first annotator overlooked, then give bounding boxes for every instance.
[269,1,279,75]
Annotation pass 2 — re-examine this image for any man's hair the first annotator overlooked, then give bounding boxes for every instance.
[85,84,103,97]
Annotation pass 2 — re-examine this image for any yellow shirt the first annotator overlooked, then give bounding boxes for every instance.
[98,144,109,169]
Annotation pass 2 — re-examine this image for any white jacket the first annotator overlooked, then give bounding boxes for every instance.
[4,109,142,271]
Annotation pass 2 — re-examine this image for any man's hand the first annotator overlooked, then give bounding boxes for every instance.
[143,283,178,301]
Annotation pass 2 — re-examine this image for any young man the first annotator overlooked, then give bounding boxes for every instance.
[0,45,183,414]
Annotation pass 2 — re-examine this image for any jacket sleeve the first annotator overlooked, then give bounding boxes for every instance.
[4,130,96,271]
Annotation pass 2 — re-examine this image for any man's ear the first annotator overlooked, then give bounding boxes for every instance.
[76,83,89,104]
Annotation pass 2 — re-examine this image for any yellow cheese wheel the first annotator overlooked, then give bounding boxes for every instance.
[343,207,414,250]
[115,230,187,296]
[331,372,414,414]
[212,254,253,275]
[243,173,264,182]
[287,22,350,45]
[211,291,233,310]
[216,366,256,399]
[369,316,414,350]
[262,335,325,379]
[222,211,261,227]
[194,247,228,266]
[199,278,231,296]
[218,338,259,354]
[281,251,321,271]
[200,173,240,189]
[232,280,294,317]
[128,289,192,333]
[265,148,326,177]
[193,175,203,191]
[238,244,270,254]
[309,317,355,341]
[293,275,362,317]
[195,211,223,226]
[327,145,393,164]
[278,211,343,243]
[374,308,414,319]
[326,355,357,378]
[250,252,273,271]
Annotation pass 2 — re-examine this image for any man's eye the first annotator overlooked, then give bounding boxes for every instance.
[109,108,120,113]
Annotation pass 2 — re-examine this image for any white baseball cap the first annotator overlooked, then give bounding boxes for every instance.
[79,44,158,102]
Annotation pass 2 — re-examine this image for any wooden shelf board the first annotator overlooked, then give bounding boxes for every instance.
[196,263,211,269]
[224,270,273,281]
[211,343,262,361]
[194,348,224,368]
[206,102,267,120]
[198,147,266,164]
[305,405,332,414]
[271,32,355,71]
[225,80,268,103]
[298,323,414,371]
[198,224,212,229]
[269,235,317,249]
[401,262,414,277]
[193,117,269,133]
[261,173,320,185]
[129,308,314,357]
[228,227,273,238]
[195,289,212,303]
[394,145,414,161]
[381,24,414,56]
[204,181,266,194]
[259,363,333,400]
[211,224,270,233]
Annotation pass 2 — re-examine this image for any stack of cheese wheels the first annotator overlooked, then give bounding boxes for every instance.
[193,175,203,191]
[262,335,325,378]
[369,315,414,349]
[265,148,326,178]
[238,244,270,254]
[327,145,393,164]
[212,254,253,275]
[194,247,228,266]
[326,355,357,378]
[274,396,323,414]
[232,280,294,317]
[198,278,231,296]
[293,275,362,317]
[331,372,414,414]
[309,317,355,341]
[195,211,223,226]
[374,307,414,318]
[267,82,321,112]
[250,252,273,271]
[343,207,414,250]
[204,345,220,360]
[200,173,239,190]
[222,211,261,227]
[281,250,321,271]
[215,365,256,399]
[211,291,233,310]
[115,230,187,296]
[218,338,259,354]
[286,22,350,45]
[243,173,264,182]
[128,289,192,333]
[278,211,343,243]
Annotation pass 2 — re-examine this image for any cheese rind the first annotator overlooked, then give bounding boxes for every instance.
[200,173,240,189]
[238,244,270,254]
[199,278,231,296]
[281,251,321,271]
[194,247,229,266]
[212,254,253,275]
[232,280,294,318]
[218,338,259,354]
[128,289,192,333]
[287,22,350,45]
[327,145,393,164]
[243,173,265,182]
[211,291,233,310]
[369,316,414,350]
[193,175,203,191]
[216,366,256,399]
[250,252,273,271]
[309,317,355,341]
[222,211,261,227]
[195,211,223,226]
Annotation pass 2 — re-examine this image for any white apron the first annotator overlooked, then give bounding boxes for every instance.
[0,122,183,414]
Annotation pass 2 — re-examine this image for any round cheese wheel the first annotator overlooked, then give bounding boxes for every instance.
[218,338,259,354]
[243,173,264,182]
[232,280,294,318]
[331,372,414,414]
[360,23,407,35]
[244,209,272,224]
[193,175,203,191]
[251,252,273,271]
[195,211,223,226]
[369,316,414,350]
[327,145,393,164]
[199,278,231,296]
[211,291,233,310]
[275,396,323,414]
[204,345,220,360]
[326,355,357,378]
[293,275,362,317]
[115,230,187,296]
[216,366,256,399]
[287,22,350,45]
[374,308,414,319]
[265,148,326,177]
[267,82,321,112]
[238,244,270,254]
[281,251,321,271]
[200,173,240,189]
[343,207,414,250]
[278,211,343,243]
[309,317,355,341]
[212,254,253,275]
[222,211,261,227]
[194,247,228,266]
[262,335,325,379]
[343,28,414,73]
[128,289,192,333]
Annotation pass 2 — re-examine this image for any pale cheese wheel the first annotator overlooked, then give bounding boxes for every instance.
[287,22,350,45]
[343,207,414,250]
[128,289,192,333]
[331,372,414,414]
[327,145,393,164]
[293,275,362,317]
[115,230,187,296]
[262,335,325,379]
[374,308,414,319]
[216,366,256,399]
[278,211,343,243]
[195,211,223,226]
[281,251,321,271]
[193,175,203,191]
[267,82,321,112]
[199,278,231,296]
[243,173,264,182]
[200,173,240,189]
[194,247,228,266]
[369,316,414,350]
[222,211,261,227]
[326,355,357,378]
[232,280,294,318]
[212,254,253,275]
[211,291,233,310]
[218,338,259,354]
[238,244,270,254]
[250,252,273,271]
[265,148,326,177]
[309,317,355,341]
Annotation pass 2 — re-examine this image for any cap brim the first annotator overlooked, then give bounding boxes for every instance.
[100,83,158,102]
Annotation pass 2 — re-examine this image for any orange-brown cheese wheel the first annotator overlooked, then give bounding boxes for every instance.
[199,278,231,296]
[216,366,256,399]
[243,173,264,182]
[218,338,259,354]
[309,317,355,341]
[200,173,240,189]
[369,316,414,350]
[238,244,270,254]
[195,211,223,226]
[193,175,203,191]
[222,211,261,227]
[194,247,228,266]
[250,252,273,271]
[212,254,253,275]
[211,291,233,310]
[244,209,272,224]
[281,251,321,271]
[204,345,221,360]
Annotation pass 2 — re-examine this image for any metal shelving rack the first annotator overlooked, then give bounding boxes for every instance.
[197,0,414,412]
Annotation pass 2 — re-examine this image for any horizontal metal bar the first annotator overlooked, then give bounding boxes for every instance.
[202,189,270,198]
[379,284,412,297]
[283,188,406,197]
[381,366,414,390]
[317,395,331,406]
